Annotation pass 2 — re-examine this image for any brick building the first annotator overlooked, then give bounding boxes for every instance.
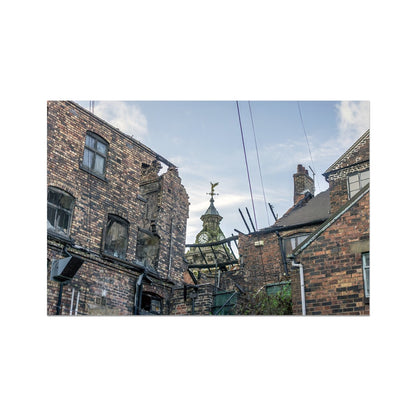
[234,165,330,296]
[225,130,369,316]
[47,101,189,315]
[290,129,370,315]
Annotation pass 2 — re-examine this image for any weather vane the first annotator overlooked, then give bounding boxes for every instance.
[208,182,219,198]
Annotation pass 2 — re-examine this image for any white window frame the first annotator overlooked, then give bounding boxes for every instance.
[348,169,369,199]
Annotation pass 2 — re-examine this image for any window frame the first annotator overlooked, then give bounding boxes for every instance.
[141,292,163,315]
[103,214,129,260]
[283,233,310,256]
[81,131,109,178]
[362,252,370,298]
[136,228,160,270]
[47,187,75,237]
[347,169,369,199]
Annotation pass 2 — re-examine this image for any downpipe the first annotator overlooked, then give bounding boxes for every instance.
[292,260,306,316]
[134,273,145,315]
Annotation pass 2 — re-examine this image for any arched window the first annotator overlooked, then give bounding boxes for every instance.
[103,215,129,259]
[82,131,108,177]
[47,187,75,236]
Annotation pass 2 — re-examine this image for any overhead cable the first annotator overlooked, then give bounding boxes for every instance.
[236,101,258,231]
[248,101,271,225]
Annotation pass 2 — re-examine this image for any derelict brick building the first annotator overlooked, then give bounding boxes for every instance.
[47,101,189,315]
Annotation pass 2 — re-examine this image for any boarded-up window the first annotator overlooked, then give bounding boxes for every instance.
[104,215,129,259]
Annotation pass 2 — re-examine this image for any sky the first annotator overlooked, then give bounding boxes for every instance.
[76,100,369,244]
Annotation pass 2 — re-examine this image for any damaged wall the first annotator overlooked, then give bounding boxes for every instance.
[47,101,189,315]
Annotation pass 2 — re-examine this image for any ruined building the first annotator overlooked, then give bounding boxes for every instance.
[47,101,189,315]
[47,101,369,316]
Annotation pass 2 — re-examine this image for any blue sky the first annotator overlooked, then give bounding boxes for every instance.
[76,100,369,244]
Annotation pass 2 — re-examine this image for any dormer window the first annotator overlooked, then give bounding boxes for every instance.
[82,132,108,177]
[348,169,369,199]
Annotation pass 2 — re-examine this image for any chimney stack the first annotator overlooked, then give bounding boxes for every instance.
[293,164,315,204]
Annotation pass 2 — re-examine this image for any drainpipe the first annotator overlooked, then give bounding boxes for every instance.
[134,273,145,315]
[292,260,306,316]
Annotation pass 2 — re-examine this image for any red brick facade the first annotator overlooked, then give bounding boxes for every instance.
[291,130,370,315]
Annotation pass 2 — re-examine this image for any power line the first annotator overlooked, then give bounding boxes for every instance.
[248,101,271,225]
[297,102,320,192]
[236,101,258,231]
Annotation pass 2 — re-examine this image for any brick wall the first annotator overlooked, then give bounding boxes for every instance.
[325,132,369,214]
[170,284,216,315]
[293,191,370,315]
[47,101,189,315]
[237,232,284,293]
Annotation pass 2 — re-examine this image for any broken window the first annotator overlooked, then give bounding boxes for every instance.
[47,187,75,236]
[82,131,108,176]
[348,169,369,199]
[141,292,162,314]
[136,229,160,270]
[104,215,129,259]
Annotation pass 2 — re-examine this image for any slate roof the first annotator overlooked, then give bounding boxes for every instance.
[202,198,221,217]
[275,189,331,228]
[291,183,369,256]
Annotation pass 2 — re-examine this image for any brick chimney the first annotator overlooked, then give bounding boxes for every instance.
[293,164,315,204]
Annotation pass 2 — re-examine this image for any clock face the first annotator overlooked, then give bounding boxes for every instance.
[198,232,209,243]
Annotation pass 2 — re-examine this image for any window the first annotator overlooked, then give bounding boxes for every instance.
[348,169,369,199]
[82,132,108,176]
[47,187,75,236]
[103,215,129,259]
[141,292,162,315]
[283,233,309,255]
[362,252,370,298]
[136,229,160,269]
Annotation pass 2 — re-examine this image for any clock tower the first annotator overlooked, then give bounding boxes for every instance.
[185,183,235,275]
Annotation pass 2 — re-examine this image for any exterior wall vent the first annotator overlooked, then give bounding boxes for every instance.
[50,255,84,283]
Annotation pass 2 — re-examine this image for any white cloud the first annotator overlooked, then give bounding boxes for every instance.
[94,101,148,140]
[335,101,370,146]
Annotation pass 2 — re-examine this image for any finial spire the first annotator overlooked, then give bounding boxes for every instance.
[207,182,219,201]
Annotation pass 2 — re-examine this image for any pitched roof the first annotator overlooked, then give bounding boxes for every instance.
[291,183,369,256]
[202,198,221,217]
[324,129,370,176]
[275,189,330,228]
